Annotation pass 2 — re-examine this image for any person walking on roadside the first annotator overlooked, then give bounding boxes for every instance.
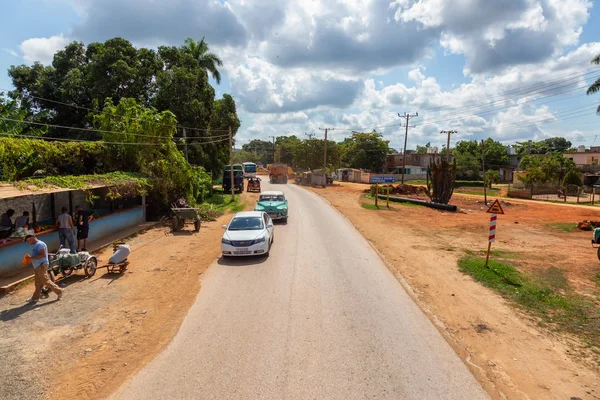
[55,206,77,254]
[24,234,63,303]
[75,205,93,251]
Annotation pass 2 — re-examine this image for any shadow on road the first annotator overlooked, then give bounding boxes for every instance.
[217,255,269,267]
[0,299,59,322]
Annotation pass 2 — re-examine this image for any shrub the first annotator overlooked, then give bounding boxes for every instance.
[562,169,582,187]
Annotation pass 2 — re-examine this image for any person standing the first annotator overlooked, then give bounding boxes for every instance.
[24,234,63,303]
[55,207,77,254]
[75,205,93,251]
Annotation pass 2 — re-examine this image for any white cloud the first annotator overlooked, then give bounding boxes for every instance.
[20,34,70,64]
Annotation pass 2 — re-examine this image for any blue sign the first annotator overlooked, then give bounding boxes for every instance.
[370,176,396,184]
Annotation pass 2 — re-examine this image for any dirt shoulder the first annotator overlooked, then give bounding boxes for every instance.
[0,193,254,400]
[307,182,600,400]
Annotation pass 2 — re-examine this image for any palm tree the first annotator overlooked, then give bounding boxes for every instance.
[587,53,600,113]
[182,37,224,84]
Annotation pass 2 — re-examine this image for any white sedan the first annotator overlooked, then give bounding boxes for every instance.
[221,211,274,257]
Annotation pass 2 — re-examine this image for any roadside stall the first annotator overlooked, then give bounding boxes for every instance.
[0,181,147,279]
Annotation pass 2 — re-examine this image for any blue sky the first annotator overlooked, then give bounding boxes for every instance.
[1,0,599,151]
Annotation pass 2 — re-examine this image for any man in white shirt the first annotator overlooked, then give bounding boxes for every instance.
[14,211,30,229]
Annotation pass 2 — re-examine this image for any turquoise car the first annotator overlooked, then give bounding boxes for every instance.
[254,191,288,221]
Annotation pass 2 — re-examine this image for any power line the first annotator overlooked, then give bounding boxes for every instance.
[1,87,232,133]
[0,116,230,140]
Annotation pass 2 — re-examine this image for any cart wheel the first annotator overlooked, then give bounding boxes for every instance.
[61,266,74,278]
[84,257,97,277]
[597,246,600,262]
[194,218,201,232]
[172,216,180,231]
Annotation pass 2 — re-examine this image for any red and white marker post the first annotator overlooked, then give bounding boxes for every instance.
[485,200,505,267]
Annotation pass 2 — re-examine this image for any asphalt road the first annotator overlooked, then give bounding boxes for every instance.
[111,182,488,400]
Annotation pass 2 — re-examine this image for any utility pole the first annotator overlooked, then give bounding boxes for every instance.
[481,139,487,205]
[269,136,276,163]
[319,128,335,172]
[182,128,189,162]
[305,132,315,140]
[440,130,457,162]
[229,126,234,201]
[398,112,418,184]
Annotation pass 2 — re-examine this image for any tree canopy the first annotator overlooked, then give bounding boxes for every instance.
[451,139,509,179]
[588,53,600,114]
[339,131,390,172]
[7,36,238,170]
[513,137,572,155]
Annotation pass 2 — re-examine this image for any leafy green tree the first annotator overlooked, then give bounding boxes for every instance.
[9,39,161,138]
[484,170,501,188]
[416,142,431,154]
[588,53,600,114]
[242,139,274,165]
[339,131,390,172]
[513,137,572,155]
[8,37,239,171]
[452,139,509,179]
[276,136,302,166]
[233,150,261,164]
[182,37,224,84]
[519,154,575,185]
[93,98,211,204]
[452,140,481,179]
[563,169,583,187]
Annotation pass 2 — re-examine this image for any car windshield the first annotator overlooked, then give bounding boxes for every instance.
[228,217,264,231]
[260,195,285,202]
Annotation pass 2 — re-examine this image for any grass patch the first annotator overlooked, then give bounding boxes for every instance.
[198,193,246,219]
[536,267,569,290]
[593,271,600,287]
[456,188,501,196]
[547,222,577,232]
[361,202,380,210]
[464,248,517,259]
[459,256,600,349]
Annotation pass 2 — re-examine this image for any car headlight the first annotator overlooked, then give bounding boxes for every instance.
[253,236,266,244]
[222,238,232,245]
[255,205,265,211]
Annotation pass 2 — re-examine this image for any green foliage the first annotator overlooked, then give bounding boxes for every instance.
[415,142,431,154]
[0,137,107,180]
[484,170,502,187]
[459,255,600,347]
[339,130,390,172]
[562,169,583,187]
[588,53,600,113]
[513,137,572,155]
[452,138,509,180]
[181,37,224,84]
[94,98,212,205]
[19,172,151,203]
[426,159,456,204]
[232,150,261,164]
[519,154,576,185]
[242,139,273,165]
[7,37,239,170]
